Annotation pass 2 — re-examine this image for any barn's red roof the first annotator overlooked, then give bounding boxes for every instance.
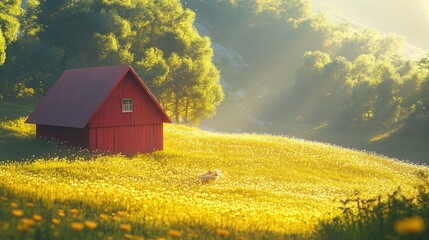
[26,65,171,128]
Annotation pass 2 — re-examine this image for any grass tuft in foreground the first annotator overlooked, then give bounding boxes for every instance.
[315,171,429,239]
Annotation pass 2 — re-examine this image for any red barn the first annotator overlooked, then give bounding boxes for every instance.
[26,65,172,154]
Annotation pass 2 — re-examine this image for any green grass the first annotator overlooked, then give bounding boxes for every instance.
[0,100,37,120]
[0,116,79,162]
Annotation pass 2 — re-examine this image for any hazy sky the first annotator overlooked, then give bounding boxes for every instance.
[309,0,429,57]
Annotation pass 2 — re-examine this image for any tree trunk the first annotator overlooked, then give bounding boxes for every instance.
[184,97,189,125]
[174,73,180,123]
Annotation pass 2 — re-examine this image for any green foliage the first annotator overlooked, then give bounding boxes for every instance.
[0,0,22,65]
[0,0,223,124]
[14,83,35,99]
[182,0,429,136]
[0,117,35,138]
[2,0,429,131]
[293,49,429,132]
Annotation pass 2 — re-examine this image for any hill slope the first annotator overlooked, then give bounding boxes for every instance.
[0,116,427,238]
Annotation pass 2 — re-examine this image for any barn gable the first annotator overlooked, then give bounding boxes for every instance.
[26,65,171,128]
[89,71,167,128]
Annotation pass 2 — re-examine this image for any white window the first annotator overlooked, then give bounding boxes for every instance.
[122,98,133,113]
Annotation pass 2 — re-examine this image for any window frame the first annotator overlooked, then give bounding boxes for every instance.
[121,98,133,113]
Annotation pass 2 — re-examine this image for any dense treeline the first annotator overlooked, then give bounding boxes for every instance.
[182,0,429,135]
[0,0,223,125]
[294,51,429,134]
[3,0,429,133]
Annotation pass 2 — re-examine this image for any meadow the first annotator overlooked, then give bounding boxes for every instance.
[0,102,428,239]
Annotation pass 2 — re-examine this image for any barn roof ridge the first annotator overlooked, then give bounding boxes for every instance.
[26,65,171,128]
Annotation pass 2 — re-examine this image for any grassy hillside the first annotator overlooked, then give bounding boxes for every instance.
[0,109,428,239]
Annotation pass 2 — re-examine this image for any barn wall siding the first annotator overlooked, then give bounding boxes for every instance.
[89,123,163,154]
[36,125,89,149]
[89,72,163,128]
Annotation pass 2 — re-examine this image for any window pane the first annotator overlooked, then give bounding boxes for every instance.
[122,99,133,112]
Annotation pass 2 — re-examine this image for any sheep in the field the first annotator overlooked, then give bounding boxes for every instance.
[199,170,221,184]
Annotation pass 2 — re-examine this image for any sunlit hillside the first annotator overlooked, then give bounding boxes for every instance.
[0,117,427,239]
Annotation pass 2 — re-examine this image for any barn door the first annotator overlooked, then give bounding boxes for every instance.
[113,126,135,154]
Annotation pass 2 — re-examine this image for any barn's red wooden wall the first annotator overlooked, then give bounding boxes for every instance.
[36,125,89,149]
[88,71,165,154]
[89,124,163,154]
[89,72,163,128]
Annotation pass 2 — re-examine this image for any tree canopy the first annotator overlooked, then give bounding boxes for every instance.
[0,0,21,65]
[182,0,429,134]
[0,0,223,125]
[2,0,429,133]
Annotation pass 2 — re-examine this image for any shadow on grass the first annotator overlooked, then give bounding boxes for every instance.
[0,135,89,162]
[0,100,36,120]
[0,132,94,162]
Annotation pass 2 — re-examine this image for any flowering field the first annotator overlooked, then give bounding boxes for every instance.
[0,118,427,239]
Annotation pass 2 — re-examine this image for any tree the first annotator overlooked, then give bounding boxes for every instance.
[293,51,331,119]
[2,0,224,124]
[419,54,429,70]
[0,0,22,65]
[372,61,401,129]
[158,52,223,125]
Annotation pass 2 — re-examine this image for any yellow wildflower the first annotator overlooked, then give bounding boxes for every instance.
[112,216,120,222]
[84,220,98,230]
[33,214,43,222]
[21,218,36,227]
[52,218,60,225]
[12,209,24,217]
[69,208,79,214]
[394,216,426,234]
[16,224,29,232]
[134,236,145,240]
[100,213,109,220]
[168,229,182,238]
[217,229,230,238]
[124,233,133,239]
[117,211,125,216]
[26,202,34,208]
[70,222,85,232]
[10,202,18,208]
[119,223,131,232]
[58,209,65,217]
